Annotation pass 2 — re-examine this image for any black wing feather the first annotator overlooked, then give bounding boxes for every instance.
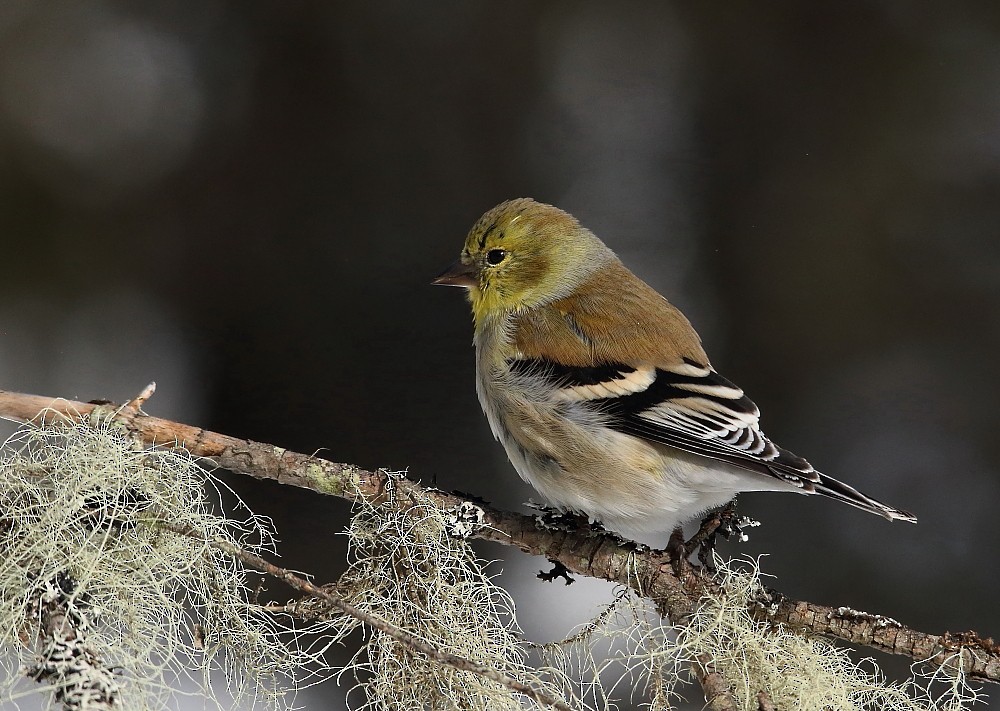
[510,357,818,485]
[507,356,916,521]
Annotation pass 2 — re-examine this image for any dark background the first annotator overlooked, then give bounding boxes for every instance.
[2,1,998,708]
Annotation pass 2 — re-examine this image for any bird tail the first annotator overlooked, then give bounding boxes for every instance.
[812,472,917,523]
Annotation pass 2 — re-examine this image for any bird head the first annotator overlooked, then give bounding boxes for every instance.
[433,198,611,325]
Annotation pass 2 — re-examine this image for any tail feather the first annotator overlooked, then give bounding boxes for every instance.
[811,471,917,523]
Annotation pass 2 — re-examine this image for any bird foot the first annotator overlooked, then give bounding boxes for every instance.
[666,527,690,577]
[683,501,760,571]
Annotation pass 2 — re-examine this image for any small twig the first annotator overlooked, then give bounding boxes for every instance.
[124,382,156,413]
[159,520,575,711]
[657,544,741,711]
[259,603,300,614]
[691,652,740,711]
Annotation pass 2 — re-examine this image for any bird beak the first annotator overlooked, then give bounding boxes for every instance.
[432,259,478,288]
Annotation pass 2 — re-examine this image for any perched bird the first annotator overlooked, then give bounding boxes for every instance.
[434,198,916,539]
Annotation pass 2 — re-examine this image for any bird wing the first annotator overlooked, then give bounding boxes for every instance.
[508,357,822,489]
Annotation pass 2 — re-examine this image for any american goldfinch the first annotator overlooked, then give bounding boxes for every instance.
[434,198,916,538]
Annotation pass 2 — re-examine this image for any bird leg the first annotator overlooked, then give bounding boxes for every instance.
[666,526,691,577]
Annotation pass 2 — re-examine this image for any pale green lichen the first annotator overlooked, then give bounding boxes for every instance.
[533,556,985,711]
[318,478,573,710]
[303,460,359,497]
[668,557,981,710]
[0,412,324,711]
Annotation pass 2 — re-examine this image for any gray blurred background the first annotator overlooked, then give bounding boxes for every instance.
[1,1,998,708]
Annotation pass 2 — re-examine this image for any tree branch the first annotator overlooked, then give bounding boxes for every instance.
[1,386,996,687]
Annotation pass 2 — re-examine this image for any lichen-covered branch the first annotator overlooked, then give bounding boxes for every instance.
[754,593,1000,685]
[1,386,996,687]
[27,573,120,711]
[159,520,574,711]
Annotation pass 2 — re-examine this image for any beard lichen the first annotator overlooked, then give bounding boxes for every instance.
[319,477,571,709]
[532,555,983,711]
[0,411,322,710]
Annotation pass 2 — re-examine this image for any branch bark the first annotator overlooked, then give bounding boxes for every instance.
[691,652,741,711]
[1,386,997,687]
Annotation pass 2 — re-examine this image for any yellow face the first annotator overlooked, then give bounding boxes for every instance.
[434,198,604,325]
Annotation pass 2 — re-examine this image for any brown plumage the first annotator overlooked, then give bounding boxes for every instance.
[512,259,709,369]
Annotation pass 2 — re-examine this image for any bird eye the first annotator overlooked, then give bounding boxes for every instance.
[486,249,507,266]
